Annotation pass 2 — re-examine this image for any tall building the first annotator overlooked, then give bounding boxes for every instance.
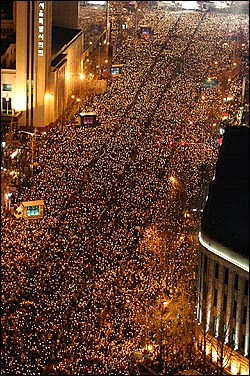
[1,0,83,131]
[197,126,249,375]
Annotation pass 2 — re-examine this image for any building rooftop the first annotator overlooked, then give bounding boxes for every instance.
[0,32,15,56]
[52,26,82,58]
[201,125,249,259]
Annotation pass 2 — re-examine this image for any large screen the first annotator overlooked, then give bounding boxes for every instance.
[27,205,40,217]
[110,66,122,75]
[80,113,97,127]
[140,26,151,35]
[83,116,94,125]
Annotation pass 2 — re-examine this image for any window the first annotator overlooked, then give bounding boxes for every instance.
[241,335,245,351]
[203,281,207,299]
[2,83,12,91]
[223,294,227,313]
[213,288,218,307]
[204,255,208,274]
[224,267,228,285]
[231,327,235,347]
[215,262,219,279]
[242,306,247,325]
[234,274,239,290]
[244,280,249,296]
[2,97,12,113]
[213,316,217,333]
[233,301,237,318]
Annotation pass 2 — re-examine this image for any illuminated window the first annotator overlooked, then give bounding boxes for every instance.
[2,84,12,91]
[26,205,40,216]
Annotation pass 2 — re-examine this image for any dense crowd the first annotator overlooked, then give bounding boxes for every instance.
[1,5,249,375]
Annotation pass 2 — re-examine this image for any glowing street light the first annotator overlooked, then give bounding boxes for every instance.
[169,175,177,186]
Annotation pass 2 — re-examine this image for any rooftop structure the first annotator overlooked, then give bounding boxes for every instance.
[197,125,249,375]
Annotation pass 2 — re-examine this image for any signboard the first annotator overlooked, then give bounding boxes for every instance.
[37,2,45,57]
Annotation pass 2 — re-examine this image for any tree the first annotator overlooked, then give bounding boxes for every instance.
[196,299,237,375]
[214,313,235,375]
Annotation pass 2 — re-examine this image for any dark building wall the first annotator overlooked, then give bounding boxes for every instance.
[52,1,79,29]
[201,126,249,258]
[1,0,13,19]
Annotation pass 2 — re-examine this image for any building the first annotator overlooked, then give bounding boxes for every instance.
[197,126,249,375]
[1,0,109,132]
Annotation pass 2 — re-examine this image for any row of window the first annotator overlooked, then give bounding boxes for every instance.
[201,253,249,295]
[215,262,229,284]
[212,315,247,354]
[6,47,16,57]
[215,261,248,295]
[1,28,14,36]
[200,252,249,357]
[213,289,248,324]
